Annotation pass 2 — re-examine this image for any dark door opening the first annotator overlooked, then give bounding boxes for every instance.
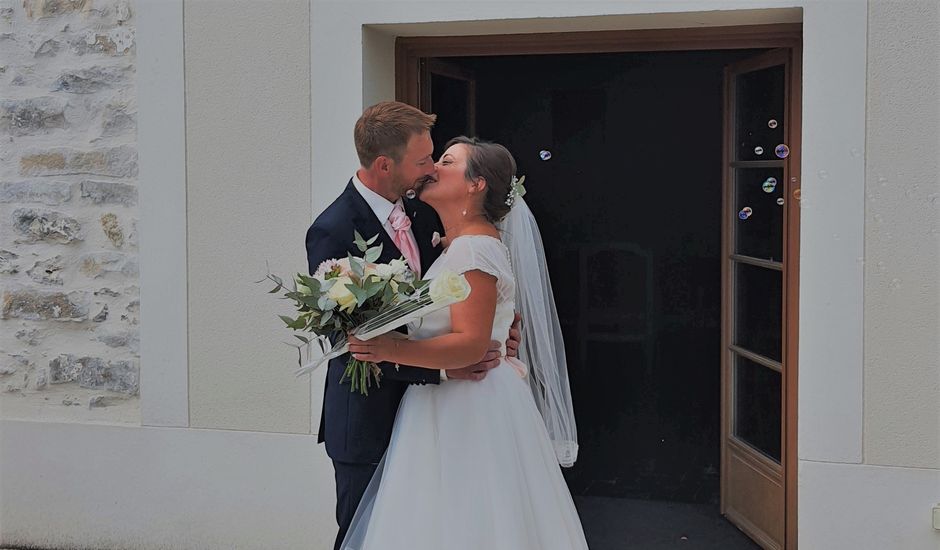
[424,49,769,549]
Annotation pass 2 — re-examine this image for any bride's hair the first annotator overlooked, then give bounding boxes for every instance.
[445,136,516,223]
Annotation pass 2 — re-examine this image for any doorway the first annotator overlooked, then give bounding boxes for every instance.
[398,25,801,550]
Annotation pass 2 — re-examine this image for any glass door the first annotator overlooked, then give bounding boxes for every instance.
[721,47,798,550]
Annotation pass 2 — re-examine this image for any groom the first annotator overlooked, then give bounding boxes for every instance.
[305,101,520,550]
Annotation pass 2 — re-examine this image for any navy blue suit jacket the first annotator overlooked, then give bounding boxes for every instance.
[306,180,444,464]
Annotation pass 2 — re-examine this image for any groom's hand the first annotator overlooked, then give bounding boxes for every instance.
[446,340,502,381]
[505,312,522,359]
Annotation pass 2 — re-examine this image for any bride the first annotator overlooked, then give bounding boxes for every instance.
[345,136,588,550]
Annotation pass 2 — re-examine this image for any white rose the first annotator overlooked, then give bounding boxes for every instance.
[429,271,471,303]
[327,276,357,312]
[388,258,408,276]
[373,263,395,280]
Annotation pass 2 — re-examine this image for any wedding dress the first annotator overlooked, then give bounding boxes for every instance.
[341,234,589,550]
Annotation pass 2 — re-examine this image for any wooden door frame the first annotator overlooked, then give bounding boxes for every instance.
[396,23,802,550]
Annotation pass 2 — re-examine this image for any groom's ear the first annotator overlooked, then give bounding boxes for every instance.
[374,155,391,174]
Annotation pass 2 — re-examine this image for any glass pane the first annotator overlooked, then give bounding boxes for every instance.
[735,65,785,162]
[733,354,781,462]
[734,167,785,261]
[734,262,782,361]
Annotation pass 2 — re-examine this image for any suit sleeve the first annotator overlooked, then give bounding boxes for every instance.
[306,223,346,277]
[305,222,440,386]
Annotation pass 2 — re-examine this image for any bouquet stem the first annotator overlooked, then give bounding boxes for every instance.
[342,358,382,395]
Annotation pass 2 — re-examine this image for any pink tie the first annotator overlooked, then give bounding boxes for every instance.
[388,203,421,277]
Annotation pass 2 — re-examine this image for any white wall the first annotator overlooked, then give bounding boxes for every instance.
[183,0,314,434]
[863,0,939,470]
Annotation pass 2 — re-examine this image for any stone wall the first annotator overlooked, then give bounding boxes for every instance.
[0,0,139,421]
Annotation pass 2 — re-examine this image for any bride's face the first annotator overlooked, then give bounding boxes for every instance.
[419,143,475,210]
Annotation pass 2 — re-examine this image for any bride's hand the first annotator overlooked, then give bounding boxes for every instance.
[348,333,402,363]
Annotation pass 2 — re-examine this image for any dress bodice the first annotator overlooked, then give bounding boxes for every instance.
[408,235,516,355]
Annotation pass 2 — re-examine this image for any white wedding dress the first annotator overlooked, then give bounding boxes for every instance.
[341,235,589,550]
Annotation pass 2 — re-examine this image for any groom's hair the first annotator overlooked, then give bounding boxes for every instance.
[355,102,437,167]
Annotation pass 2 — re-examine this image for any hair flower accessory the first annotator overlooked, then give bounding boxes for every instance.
[505,175,526,207]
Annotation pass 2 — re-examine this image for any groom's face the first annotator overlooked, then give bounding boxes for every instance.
[390,131,436,198]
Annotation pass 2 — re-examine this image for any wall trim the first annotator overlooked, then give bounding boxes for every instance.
[137,0,189,428]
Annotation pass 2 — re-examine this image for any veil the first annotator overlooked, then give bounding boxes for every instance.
[498,196,579,467]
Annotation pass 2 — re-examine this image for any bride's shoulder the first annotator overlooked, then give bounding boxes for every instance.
[448,233,505,251]
[446,234,510,268]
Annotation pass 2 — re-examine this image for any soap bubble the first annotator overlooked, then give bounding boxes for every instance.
[738,207,753,220]
[754,146,764,155]
[762,178,777,193]
[775,144,790,158]
[539,150,552,161]
[776,198,785,205]
[768,119,778,129]
[405,189,417,199]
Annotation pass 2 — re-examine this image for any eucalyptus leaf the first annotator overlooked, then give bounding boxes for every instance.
[364,244,382,263]
[348,283,369,306]
[348,253,365,278]
[297,274,321,294]
[354,230,368,252]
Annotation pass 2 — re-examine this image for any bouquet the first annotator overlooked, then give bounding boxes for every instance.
[266,231,470,395]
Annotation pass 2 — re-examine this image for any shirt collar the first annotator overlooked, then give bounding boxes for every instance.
[352,173,400,223]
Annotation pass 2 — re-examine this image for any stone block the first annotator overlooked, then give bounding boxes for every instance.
[0,181,72,205]
[0,97,68,135]
[12,208,82,243]
[81,180,136,205]
[24,0,88,19]
[0,250,19,274]
[26,255,66,285]
[99,212,124,246]
[20,145,137,177]
[2,288,89,320]
[34,38,61,57]
[97,329,138,353]
[79,252,136,278]
[100,103,136,137]
[49,355,138,394]
[52,65,131,94]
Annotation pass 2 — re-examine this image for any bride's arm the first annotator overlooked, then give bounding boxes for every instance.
[347,270,497,370]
